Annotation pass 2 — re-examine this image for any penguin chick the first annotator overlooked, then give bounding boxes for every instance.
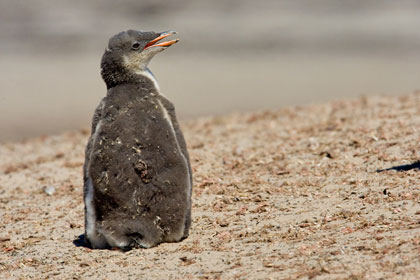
[83,29,192,250]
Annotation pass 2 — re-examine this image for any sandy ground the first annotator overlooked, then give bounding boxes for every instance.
[1,93,420,279]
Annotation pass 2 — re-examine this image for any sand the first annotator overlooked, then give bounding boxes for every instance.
[1,93,420,279]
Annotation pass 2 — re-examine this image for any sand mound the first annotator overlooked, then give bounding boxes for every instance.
[1,93,419,279]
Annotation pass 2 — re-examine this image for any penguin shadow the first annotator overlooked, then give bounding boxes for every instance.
[377,161,420,172]
[73,234,89,248]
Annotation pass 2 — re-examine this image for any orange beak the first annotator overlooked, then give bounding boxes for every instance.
[144,31,179,50]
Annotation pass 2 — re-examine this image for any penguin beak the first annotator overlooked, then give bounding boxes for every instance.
[144,31,179,50]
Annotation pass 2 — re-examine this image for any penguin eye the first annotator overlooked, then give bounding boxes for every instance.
[132,42,141,50]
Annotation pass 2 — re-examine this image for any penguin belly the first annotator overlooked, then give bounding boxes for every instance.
[84,87,191,249]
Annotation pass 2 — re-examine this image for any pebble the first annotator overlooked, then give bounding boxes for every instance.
[44,186,55,196]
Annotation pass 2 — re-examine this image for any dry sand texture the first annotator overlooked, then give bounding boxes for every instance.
[1,93,420,279]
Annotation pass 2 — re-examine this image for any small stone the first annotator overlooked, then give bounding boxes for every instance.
[44,186,55,196]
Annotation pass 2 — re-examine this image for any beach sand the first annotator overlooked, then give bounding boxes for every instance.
[1,93,420,279]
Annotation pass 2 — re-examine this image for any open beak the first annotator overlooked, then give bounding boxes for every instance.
[144,31,179,50]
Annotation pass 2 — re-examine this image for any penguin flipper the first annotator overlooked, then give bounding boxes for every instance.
[157,96,192,238]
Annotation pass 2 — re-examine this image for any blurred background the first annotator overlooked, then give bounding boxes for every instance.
[1,0,420,141]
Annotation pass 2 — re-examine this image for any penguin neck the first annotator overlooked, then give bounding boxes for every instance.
[135,67,160,92]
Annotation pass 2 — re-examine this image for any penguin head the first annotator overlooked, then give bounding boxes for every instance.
[101,30,179,88]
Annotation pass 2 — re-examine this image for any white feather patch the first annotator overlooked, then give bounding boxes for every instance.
[85,120,107,249]
[136,69,160,92]
[85,177,107,248]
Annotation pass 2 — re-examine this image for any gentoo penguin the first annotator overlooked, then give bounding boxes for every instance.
[83,30,192,250]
